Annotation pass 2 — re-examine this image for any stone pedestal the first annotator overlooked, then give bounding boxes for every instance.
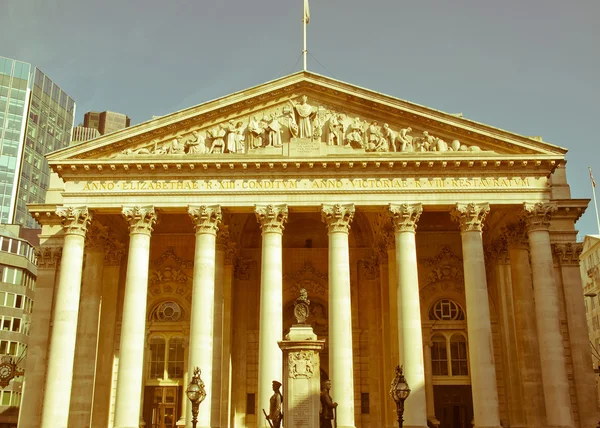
[278,325,325,428]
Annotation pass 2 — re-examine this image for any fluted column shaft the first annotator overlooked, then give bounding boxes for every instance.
[389,203,427,428]
[114,206,157,428]
[187,206,222,428]
[255,204,288,420]
[322,203,356,428]
[451,203,500,428]
[523,203,573,427]
[39,207,91,428]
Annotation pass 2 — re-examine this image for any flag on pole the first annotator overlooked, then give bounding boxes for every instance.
[591,167,597,188]
[304,0,310,24]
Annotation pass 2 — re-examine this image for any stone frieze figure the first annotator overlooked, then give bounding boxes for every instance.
[327,113,345,146]
[266,113,283,147]
[186,131,208,154]
[345,117,365,148]
[397,127,413,152]
[222,120,239,153]
[289,95,315,138]
[247,115,266,148]
[382,123,396,152]
[208,127,226,153]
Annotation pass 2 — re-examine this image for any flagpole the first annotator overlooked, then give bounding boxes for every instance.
[590,167,600,235]
[303,8,307,71]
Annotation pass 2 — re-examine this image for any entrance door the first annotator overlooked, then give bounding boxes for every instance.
[150,387,179,428]
[433,385,473,428]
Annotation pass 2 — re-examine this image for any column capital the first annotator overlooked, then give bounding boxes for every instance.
[216,225,230,252]
[389,203,423,233]
[522,202,557,232]
[321,203,355,233]
[122,206,157,235]
[188,205,222,235]
[104,238,126,266]
[450,202,490,232]
[56,206,92,237]
[35,246,62,269]
[255,204,288,234]
[85,220,110,249]
[553,242,583,266]
[503,220,528,247]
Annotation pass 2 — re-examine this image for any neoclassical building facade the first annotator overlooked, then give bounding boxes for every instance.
[18,72,598,428]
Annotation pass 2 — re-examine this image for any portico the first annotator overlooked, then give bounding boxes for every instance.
[19,71,597,428]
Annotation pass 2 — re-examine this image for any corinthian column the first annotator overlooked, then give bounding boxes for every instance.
[113,206,157,428]
[187,205,221,428]
[40,207,92,428]
[389,203,427,428]
[255,204,288,420]
[523,202,573,428]
[321,203,356,428]
[450,203,501,428]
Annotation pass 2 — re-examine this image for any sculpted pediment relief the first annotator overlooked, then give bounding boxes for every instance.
[48,71,566,163]
[114,95,492,159]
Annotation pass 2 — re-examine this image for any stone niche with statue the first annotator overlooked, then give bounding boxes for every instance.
[116,95,489,159]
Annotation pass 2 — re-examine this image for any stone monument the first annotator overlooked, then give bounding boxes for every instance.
[278,289,325,428]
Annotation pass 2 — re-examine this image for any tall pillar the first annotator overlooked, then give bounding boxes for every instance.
[113,206,157,428]
[187,205,222,428]
[554,242,599,428]
[69,221,108,428]
[505,222,545,428]
[255,204,288,421]
[450,203,501,428]
[389,203,427,428]
[18,246,62,428]
[91,238,126,428]
[321,203,356,428]
[40,207,92,428]
[522,202,573,428]
[422,339,438,425]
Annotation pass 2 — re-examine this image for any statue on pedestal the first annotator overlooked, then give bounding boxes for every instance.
[320,379,338,428]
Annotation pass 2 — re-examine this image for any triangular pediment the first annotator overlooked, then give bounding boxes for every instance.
[48,71,566,164]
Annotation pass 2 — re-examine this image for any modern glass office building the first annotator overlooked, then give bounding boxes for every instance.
[0,56,75,228]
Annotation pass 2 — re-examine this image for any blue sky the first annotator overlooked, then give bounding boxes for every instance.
[2,0,599,237]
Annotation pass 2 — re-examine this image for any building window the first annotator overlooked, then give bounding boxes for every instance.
[429,299,465,321]
[431,335,449,375]
[431,333,469,377]
[152,301,182,322]
[148,335,185,380]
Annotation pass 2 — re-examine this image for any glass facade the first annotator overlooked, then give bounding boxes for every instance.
[0,56,75,228]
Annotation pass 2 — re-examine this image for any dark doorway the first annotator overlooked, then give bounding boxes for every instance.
[433,385,473,428]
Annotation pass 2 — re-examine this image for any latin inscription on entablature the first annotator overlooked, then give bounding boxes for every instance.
[76,176,544,193]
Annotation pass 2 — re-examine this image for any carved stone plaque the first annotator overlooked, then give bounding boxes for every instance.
[289,138,321,157]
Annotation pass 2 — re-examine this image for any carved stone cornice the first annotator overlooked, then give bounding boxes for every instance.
[389,203,423,233]
[321,203,355,233]
[35,246,62,269]
[224,241,238,266]
[503,220,528,247]
[255,204,288,234]
[522,202,557,232]
[85,220,110,249]
[56,206,92,237]
[122,206,157,235]
[553,242,583,266]
[450,202,490,232]
[485,237,510,265]
[374,225,394,264]
[188,205,222,235]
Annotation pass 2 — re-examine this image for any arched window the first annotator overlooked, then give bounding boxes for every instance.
[429,299,465,321]
[149,337,166,378]
[152,301,182,322]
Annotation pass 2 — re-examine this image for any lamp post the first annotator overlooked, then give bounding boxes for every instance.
[390,365,411,428]
[186,366,206,428]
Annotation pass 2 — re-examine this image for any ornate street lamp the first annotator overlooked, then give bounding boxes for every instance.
[186,367,206,428]
[390,365,411,428]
